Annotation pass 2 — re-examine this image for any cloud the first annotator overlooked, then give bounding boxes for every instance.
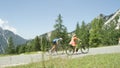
[0,19,17,34]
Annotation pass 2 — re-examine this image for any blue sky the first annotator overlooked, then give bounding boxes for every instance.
[0,0,120,39]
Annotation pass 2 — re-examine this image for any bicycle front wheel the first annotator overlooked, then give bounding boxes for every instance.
[66,45,74,55]
[80,45,89,54]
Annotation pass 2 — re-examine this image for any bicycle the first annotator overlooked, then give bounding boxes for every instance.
[66,40,89,55]
[47,41,65,55]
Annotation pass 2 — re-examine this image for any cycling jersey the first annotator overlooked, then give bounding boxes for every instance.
[52,38,60,44]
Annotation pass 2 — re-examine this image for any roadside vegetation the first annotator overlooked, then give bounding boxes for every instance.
[4,14,120,55]
[6,53,120,68]
[1,14,120,68]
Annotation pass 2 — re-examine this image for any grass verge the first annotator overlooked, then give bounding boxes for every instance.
[6,53,120,68]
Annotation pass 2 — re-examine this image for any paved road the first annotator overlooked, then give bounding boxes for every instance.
[0,45,120,68]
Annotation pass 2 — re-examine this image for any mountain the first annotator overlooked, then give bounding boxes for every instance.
[97,9,120,29]
[0,27,27,54]
[105,9,120,29]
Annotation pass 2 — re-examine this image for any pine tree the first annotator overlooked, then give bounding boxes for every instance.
[33,36,41,51]
[75,22,80,37]
[25,40,34,52]
[79,21,90,45]
[6,37,15,54]
[40,36,50,51]
[18,44,26,54]
[45,14,69,64]
[51,14,69,45]
[89,18,104,47]
[102,21,118,45]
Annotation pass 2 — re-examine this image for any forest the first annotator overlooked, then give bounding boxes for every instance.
[5,14,120,54]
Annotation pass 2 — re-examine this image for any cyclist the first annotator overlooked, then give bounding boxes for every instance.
[50,37,63,53]
[69,34,80,53]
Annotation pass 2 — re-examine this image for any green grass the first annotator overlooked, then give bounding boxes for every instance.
[6,53,120,68]
[0,54,16,57]
[0,51,42,57]
[23,51,42,54]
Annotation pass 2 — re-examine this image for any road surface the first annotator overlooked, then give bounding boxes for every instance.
[0,45,120,68]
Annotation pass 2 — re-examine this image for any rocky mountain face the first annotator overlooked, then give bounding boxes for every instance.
[0,27,27,54]
[97,9,120,29]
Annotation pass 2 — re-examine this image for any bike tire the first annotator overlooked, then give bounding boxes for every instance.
[80,45,89,54]
[66,45,74,55]
[56,45,65,55]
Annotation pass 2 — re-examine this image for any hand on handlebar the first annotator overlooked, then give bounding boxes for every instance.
[78,38,81,41]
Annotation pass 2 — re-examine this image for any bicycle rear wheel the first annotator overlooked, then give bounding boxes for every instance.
[56,44,65,55]
[80,45,89,54]
[66,45,74,55]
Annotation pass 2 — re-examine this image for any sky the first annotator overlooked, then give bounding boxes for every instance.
[0,0,120,39]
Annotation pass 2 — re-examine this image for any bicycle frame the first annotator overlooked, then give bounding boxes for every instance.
[48,41,65,55]
[66,40,89,55]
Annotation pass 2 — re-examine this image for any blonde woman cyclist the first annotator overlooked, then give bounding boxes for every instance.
[69,34,80,53]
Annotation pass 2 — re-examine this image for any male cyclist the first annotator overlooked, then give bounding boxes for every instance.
[50,38,63,53]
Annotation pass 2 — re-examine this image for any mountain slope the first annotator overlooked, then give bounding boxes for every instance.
[104,9,120,29]
[105,9,120,25]
[0,27,27,54]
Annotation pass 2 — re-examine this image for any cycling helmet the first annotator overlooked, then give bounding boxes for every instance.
[59,38,63,41]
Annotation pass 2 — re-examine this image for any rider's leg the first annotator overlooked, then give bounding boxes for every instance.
[75,46,77,52]
[54,44,57,52]
[73,46,75,53]
[51,45,55,52]
[73,46,77,53]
